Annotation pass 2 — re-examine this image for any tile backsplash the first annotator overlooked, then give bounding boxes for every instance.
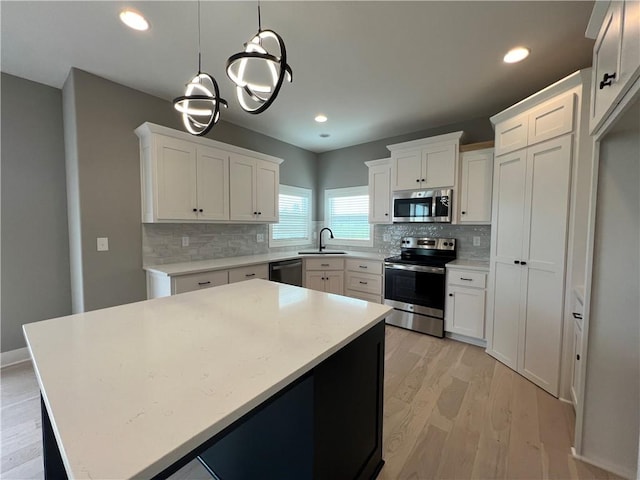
[142,222,491,266]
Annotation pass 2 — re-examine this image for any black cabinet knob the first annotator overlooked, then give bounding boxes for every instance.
[461,211,466,215]
[253,211,257,215]
[514,260,520,264]
[258,211,262,215]
[599,72,616,89]
[416,179,420,183]
[421,178,425,182]
[385,213,389,216]
[449,293,453,297]
[199,209,203,212]
[193,208,197,212]
[521,261,527,266]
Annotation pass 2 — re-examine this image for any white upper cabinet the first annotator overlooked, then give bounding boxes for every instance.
[136,122,282,223]
[365,158,391,223]
[458,148,494,224]
[588,0,640,134]
[229,155,279,222]
[387,131,464,191]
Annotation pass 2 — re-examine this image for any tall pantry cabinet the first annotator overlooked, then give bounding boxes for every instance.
[486,72,588,397]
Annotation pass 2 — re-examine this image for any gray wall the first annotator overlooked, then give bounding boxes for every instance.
[63,69,318,313]
[1,73,71,351]
[315,117,494,219]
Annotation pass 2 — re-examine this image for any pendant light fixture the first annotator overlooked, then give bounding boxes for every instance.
[173,0,227,136]
[226,2,292,114]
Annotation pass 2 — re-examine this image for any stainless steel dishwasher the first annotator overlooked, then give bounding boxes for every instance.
[269,259,303,287]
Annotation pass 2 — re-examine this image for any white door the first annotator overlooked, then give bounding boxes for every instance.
[423,143,456,188]
[229,154,257,222]
[255,160,279,222]
[446,286,485,339]
[487,149,527,369]
[156,136,198,221]
[518,135,572,396]
[324,271,344,295]
[196,146,229,221]
[459,149,493,224]
[369,164,391,223]
[392,149,422,190]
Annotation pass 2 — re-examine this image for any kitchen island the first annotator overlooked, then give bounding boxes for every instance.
[23,279,392,479]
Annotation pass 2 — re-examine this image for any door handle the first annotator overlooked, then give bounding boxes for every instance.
[572,312,583,320]
[599,72,616,89]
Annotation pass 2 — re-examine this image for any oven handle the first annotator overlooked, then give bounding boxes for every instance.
[384,263,445,274]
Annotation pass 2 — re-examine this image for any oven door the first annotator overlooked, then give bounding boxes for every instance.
[384,263,446,318]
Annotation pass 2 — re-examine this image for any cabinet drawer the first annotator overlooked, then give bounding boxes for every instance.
[346,259,383,275]
[447,270,487,289]
[494,113,528,156]
[305,258,345,271]
[345,271,382,295]
[527,92,575,146]
[228,264,269,283]
[173,270,229,294]
[345,289,382,304]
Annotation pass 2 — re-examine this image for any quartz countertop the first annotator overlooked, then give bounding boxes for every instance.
[145,251,388,276]
[445,259,490,272]
[23,279,392,479]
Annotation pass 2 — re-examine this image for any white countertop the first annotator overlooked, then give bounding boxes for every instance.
[23,280,391,479]
[144,251,387,276]
[445,259,490,271]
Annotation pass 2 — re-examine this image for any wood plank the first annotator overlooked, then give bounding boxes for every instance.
[396,423,449,479]
[537,388,573,479]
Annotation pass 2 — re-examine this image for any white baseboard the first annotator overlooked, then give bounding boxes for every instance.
[571,447,636,480]
[445,331,487,348]
[1,347,30,368]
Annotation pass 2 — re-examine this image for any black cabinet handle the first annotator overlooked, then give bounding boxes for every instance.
[599,72,616,89]
[321,264,329,267]
[572,312,583,320]
[258,212,262,215]
[359,281,368,285]
[577,354,580,360]
[521,261,527,266]
[198,281,211,286]
[460,277,473,281]
[514,260,521,264]
[359,265,368,269]
[245,273,256,277]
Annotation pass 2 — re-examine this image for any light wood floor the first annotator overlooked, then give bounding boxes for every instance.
[0,326,621,480]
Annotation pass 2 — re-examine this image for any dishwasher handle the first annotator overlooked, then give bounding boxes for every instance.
[270,259,302,271]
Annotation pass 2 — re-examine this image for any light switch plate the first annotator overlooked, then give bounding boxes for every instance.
[256,233,264,243]
[473,236,481,246]
[97,237,109,251]
[182,236,189,247]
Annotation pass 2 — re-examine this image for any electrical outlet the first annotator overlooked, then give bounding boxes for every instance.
[473,236,481,247]
[97,237,109,251]
[257,233,264,243]
[383,233,391,242]
[182,236,189,247]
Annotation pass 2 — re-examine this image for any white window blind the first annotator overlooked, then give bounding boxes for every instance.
[269,185,312,247]
[324,186,372,247]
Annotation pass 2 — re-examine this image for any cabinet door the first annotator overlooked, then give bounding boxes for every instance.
[590,2,623,133]
[229,154,257,222]
[392,149,422,190]
[494,113,528,156]
[445,286,485,339]
[459,149,493,224]
[196,146,229,221]
[368,164,391,223]
[324,271,344,295]
[518,136,572,396]
[156,136,198,220]
[620,0,640,94]
[423,143,456,188]
[571,320,583,407]
[305,271,326,292]
[255,160,279,222]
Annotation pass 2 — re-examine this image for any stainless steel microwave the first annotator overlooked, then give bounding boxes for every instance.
[392,189,452,223]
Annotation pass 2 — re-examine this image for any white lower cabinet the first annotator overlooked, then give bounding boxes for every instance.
[304,258,344,295]
[228,264,268,283]
[445,267,487,344]
[344,259,384,303]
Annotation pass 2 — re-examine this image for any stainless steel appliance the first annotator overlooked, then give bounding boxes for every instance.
[269,259,303,287]
[392,189,452,223]
[384,237,456,337]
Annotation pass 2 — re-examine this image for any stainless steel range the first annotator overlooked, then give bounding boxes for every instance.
[384,237,456,337]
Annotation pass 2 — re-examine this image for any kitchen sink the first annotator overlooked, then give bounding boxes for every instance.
[298,250,347,255]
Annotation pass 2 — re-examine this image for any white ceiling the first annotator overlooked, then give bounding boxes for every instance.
[1,1,595,153]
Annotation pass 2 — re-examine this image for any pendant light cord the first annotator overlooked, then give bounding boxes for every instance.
[197,0,202,73]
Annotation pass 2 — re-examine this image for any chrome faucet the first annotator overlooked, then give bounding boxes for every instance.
[318,227,334,252]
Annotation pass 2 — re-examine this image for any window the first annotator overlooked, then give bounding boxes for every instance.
[324,186,372,247]
[269,185,312,247]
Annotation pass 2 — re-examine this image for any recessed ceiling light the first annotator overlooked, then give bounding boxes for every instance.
[319,133,330,138]
[315,114,328,123]
[503,47,530,63]
[119,9,149,31]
